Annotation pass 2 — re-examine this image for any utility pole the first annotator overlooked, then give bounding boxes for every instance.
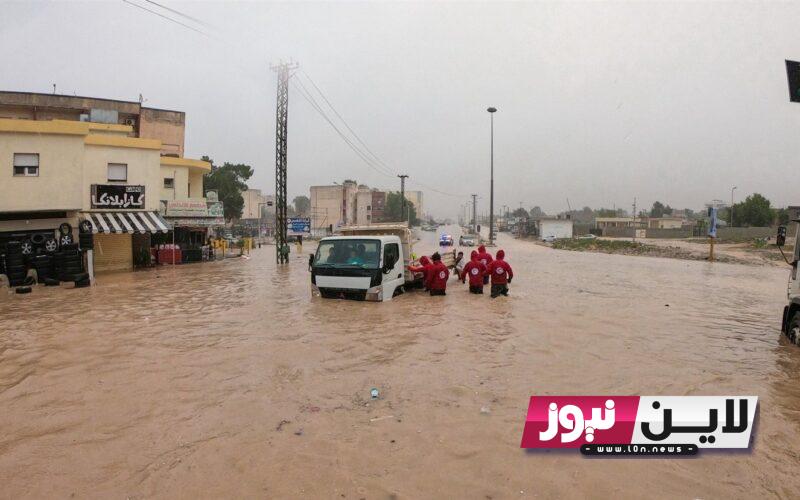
[471,194,478,234]
[398,174,409,223]
[632,197,637,242]
[271,61,298,264]
[487,107,497,245]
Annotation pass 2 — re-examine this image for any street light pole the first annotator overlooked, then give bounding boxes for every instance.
[487,107,497,245]
[730,186,737,228]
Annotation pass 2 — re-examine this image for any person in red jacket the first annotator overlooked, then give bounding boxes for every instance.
[486,249,513,298]
[408,255,433,290]
[461,250,487,294]
[428,252,449,296]
[476,245,494,285]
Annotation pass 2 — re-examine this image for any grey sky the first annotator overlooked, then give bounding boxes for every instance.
[2,1,799,217]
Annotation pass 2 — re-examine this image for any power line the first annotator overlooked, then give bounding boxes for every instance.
[121,0,212,38]
[291,79,396,180]
[143,0,214,27]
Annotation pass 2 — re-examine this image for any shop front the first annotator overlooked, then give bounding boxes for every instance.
[82,184,170,273]
[159,199,225,264]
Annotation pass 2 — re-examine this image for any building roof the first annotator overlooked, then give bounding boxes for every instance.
[0,90,183,115]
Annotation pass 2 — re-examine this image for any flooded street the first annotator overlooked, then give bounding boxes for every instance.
[2,227,799,499]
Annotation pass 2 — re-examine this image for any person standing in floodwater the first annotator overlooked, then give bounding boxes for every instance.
[408,255,433,290]
[462,250,487,294]
[486,249,513,298]
[428,252,449,296]
[476,245,493,285]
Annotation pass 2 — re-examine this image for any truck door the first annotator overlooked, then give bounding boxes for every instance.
[382,242,403,286]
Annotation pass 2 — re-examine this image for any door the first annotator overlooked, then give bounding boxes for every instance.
[381,242,404,294]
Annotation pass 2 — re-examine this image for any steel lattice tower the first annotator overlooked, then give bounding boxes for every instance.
[272,62,298,264]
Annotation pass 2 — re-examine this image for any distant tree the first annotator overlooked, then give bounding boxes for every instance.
[664,205,673,215]
[530,206,546,218]
[511,207,529,218]
[384,192,418,225]
[594,208,619,218]
[650,201,666,218]
[733,193,773,227]
[293,195,310,216]
[202,156,253,221]
[775,207,790,226]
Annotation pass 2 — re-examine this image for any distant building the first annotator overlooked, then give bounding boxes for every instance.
[536,217,574,240]
[404,190,423,218]
[647,217,684,229]
[789,206,800,221]
[241,189,270,220]
[594,217,642,229]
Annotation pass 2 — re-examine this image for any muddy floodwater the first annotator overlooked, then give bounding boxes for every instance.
[1,227,799,498]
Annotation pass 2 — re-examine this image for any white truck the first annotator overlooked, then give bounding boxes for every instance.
[778,219,800,344]
[308,223,454,302]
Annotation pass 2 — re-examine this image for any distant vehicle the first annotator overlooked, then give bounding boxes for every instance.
[779,220,800,345]
[578,234,597,240]
[543,235,556,243]
[459,235,477,246]
[439,234,454,246]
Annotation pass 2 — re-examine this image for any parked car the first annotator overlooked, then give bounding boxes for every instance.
[439,234,454,246]
[543,235,556,243]
[578,234,597,240]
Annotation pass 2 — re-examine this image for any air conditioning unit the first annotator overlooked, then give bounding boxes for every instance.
[124,118,136,126]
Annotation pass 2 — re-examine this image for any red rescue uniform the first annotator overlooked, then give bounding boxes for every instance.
[487,249,513,284]
[428,261,449,292]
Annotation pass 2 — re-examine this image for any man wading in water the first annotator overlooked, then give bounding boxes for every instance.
[428,252,449,296]
[486,249,513,298]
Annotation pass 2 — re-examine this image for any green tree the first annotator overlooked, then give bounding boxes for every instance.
[511,207,529,218]
[293,195,310,216]
[594,208,619,218]
[529,206,545,218]
[732,193,773,227]
[650,201,665,218]
[384,192,418,224]
[202,156,253,221]
[775,207,790,226]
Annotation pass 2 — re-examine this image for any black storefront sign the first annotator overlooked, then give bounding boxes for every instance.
[91,184,145,209]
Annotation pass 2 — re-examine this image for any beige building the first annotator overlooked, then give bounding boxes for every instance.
[310,184,346,234]
[647,217,684,229]
[0,92,211,274]
[404,190,423,218]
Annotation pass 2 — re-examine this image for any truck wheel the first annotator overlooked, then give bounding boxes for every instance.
[789,314,800,345]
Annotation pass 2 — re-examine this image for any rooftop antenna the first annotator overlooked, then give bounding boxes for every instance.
[52,83,56,94]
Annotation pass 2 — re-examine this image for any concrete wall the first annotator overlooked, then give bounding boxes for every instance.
[139,108,185,156]
[0,130,84,212]
[310,185,344,230]
[715,227,775,240]
[645,228,692,239]
[602,227,636,238]
[241,189,265,220]
[540,220,573,239]
[83,144,162,211]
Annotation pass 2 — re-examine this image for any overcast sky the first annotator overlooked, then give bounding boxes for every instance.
[2,1,799,217]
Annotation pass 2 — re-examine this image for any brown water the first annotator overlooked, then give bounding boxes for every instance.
[1,227,799,499]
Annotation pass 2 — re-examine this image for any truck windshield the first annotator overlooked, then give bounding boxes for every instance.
[315,239,382,269]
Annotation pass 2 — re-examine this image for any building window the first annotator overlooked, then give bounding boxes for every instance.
[13,153,39,176]
[367,205,371,211]
[107,163,127,182]
[367,214,371,221]
[164,178,174,189]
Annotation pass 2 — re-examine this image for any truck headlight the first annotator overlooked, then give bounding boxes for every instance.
[311,284,321,297]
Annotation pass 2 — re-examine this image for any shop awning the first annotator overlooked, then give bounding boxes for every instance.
[83,211,170,234]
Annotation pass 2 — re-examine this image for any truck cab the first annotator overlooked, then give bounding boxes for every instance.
[310,233,406,302]
[779,220,800,343]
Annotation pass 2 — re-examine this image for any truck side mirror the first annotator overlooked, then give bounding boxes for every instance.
[308,253,314,270]
[777,226,787,247]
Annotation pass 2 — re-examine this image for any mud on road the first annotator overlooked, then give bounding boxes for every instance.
[1,229,799,498]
